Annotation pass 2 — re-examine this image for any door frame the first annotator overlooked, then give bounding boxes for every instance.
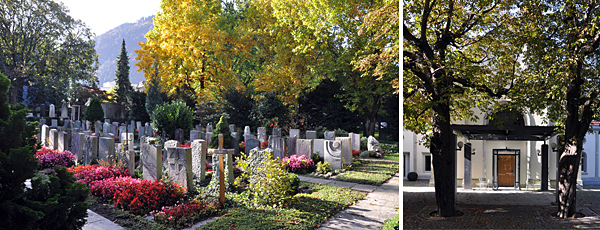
[492,148,521,190]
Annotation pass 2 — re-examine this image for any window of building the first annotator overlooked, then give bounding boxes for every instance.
[582,152,587,173]
[424,154,432,172]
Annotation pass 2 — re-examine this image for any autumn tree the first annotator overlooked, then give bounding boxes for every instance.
[404,0,520,216]
[510,0,600,218]
[115,39,133,106]
[0,0,98,105]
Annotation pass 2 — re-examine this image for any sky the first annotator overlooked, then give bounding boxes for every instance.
[58,0,162,36]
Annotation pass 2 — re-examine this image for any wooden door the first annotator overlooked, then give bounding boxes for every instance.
[498,155,515,187]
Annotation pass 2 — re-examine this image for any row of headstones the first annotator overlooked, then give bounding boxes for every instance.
[40,118,156,142]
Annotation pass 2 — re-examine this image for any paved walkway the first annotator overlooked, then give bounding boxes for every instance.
[404,184,600,229]
[299,174,400,230]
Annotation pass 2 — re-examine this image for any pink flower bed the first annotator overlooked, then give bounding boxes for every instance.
[282,154,314,173]
[35,146,76,169]
[68,165,129,184]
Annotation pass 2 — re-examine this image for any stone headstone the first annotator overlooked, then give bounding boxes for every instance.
[336,137,352,165]
[272,128,281,137]
[99,137,116,163]
[49,129,59,150]
[296,139,313,158]
[51,119,58,127]
[231,132,239,156]
[367,135,381,152]
[244,147,274,176]
[61,104,68,118]
[85,121,91,131]
[63,119,70,129]
[191,139,207,181]
[119,125,126,139]
[49,104,55,117]
[167,147,193,190]
[136,121,142,130]
[190,130,201,141]
[324,140,343,170]
[71,106,79,121]
[139,126,145,138]
[76,120,81,129]
[39,118,46,126]
[95,121,102,134]
[306,130,317,140]
[84,135,98,165]
[245,137,260,154]
[350,133,361,152]
[41,125,49,146]
[103,122,110,134]
[104,118,110,124]
[257,127,266,143]
[313,139,325,158]
[121,133,134,151]
[146,123,154,137]
[164,140,180,149]
[205,132,213,147]
[195,125,202,131]
[229,124,235,133]
[244,126,251,135]
[58,131,67,152]
[83,130,92,136]
[174,128,184,144]
[131,120,135,127]
[141,143,162,181]
[289,129,300,138]
[40,104,47,117]
[206,123,213,132]
[72,132,85,161]
[324,131,335,140]
[127,124,134,134]
[287,136,298,156]
[111,124,118,136]
[123,150,135,177]
[268,135,285,159]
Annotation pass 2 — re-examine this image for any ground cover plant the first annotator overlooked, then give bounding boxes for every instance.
[335,160,399,186]
[198,181,365,230]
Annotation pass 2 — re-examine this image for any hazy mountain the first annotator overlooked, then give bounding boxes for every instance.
[94,16,154,86]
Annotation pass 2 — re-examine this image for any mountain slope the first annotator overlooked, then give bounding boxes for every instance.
[94,16,154,86]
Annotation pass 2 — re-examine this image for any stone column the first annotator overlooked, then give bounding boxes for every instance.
[541,144,548,191]
[464,143,472,190]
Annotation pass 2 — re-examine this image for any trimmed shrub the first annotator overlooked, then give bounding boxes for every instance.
[151,100,193,140]
[83,97,104,123]
[208,115,232,149]
[316,161,331,174]
[407,172,418,181]
[359,151,374,158]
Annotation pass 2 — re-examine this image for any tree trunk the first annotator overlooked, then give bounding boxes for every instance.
[431,101,456,217]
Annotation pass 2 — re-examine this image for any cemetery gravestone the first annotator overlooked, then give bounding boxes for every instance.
[296,139,313,158]
[191,139,208,181]
[324,131,335,140]
[206,132,213,147]
[174,128,184,144]
[40,118,46,127]
[85,121,91,131]
[49,129,59,150]
[84,135,98,165]
[105,119,111,124]
[137,121,142,130]
[61,104,68,118]
[324,140,343,170]
[289,129,300,138]
[121,133,134,151]
[41,125,49,146]
[336,137,352,165]
[351,133,360,151]
[103,122,110,134]
[95,122,101,134]
[58,131,67,152]
[190,130,200,141]
[287,136,297,156]
[63,120,70,129]
[273,128,281,137]
[168,147,193,190]
[313,139,325,158]
[257,127,266,143]
[142,143,162,181]
[245,137,260,154]
[231,132,239,156]
[99,137,115,163]
[196,125,202,131]
[51,119,58,127]
[49,104,55,117]
[40,104,47,117]
[244,126,250,135]
[268,135,285,159]
[367,136,381,152]
[72,132,85,161]
[146,123,153,137]
[206,123,213,132]
[229,124,235,133]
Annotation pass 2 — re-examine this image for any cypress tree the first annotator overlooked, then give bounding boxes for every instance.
[115,39,133,106]
[145,63,163,116]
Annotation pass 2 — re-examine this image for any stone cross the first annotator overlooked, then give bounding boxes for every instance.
[167,147,193,190]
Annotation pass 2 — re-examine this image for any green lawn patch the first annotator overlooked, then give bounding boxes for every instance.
[382,152,399,161]
[382,214,399,230]
[335,161,398,186]
[197,182,365,230]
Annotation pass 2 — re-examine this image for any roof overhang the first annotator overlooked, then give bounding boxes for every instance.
[451,125,558,141]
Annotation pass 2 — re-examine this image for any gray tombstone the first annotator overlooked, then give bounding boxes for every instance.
[324,140,343,170]
[287,136,298,156]
[58,131,67,152]
[49,104,55,117]
[195,125,202,131]
[76,120,81,129]
[257,127,266,143]
[244,126,251,135]
[335,137,352,165]
[84,135,99,165]
[61,104,68,118]
[63,119,70,129]
[141,143,162,181]
[206,123,213,132]
[350,133,361,152]
[103,122,110,134]
[306,130,317,140]
[174,128,184,144]
[139,126,145,139]
[41,125,49,146]
[51,119,58,127]
[164,140,180,149]
[40,118,46,126]
[72,132,86,161]
[191,139,207,181]
[131,120,135,127]
[272,128,281,137]
[313,139,325,158]
[231,132,239,156]
[40,104,47,117]
[119,125,127,139]
[146,123,154,137]
[111,124,118,137]
[83,130,92,136]
[104,118,111,124]
[229,124,235,133]
[99,137,116,163]
[324,131,335,140]
[296,139,313,158]
[190,130,200,141]
[205,132,213,147]
[121,133,134,151]
[268,135,285,159]
[289,129,300,138]
[136,121,142,130]
[123,150,135,177]
[95,122,102,134]
[367,136,381,152]
[85,121,91,131]
[167,147,193,190]
[245,137,260,154]
[49,129,59,150]
[128,124,134,135]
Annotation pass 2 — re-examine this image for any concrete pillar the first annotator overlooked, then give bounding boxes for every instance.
[464,143,472,189]
[542,144,549,191]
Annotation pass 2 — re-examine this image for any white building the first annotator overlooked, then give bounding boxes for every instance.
[403,107,589,189]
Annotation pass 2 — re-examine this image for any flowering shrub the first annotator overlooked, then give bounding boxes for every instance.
[352,150,360,158]
[260,140,269,148]
[180,143,191,148]
[89,177,186,215]
[151,197,219,228]
[68,165,129,184]
[282,154,314,174]
[35,146,76,169]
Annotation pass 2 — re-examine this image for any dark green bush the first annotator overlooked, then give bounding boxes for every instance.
[127,91,150,122]
[407,172,418,181]
[151,100,193,140]
[380,143,399,154]
[334,128,348,137]
[83,97,104,123]
[208,115,232,149]
[360,151,374,158]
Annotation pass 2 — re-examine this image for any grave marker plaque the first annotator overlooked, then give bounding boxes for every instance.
[324,140,343,170]
[167,147,193,190]
[296,139,313,158]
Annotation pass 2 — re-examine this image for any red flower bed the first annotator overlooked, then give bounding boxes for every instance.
[67,165,129,184]
[35,146,76,169]
[89,177,186,215]
[260,140,269,148]
[180,143,191,148]
[151,198,219,228]
[352,150,360,158]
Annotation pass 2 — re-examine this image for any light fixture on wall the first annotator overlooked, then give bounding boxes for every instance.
[456,141,464,151]
[472,148,476,155]
[550,143,558,152]
[537,149,541,156]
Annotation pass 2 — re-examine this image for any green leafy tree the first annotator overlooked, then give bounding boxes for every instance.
[84,97,104,123]
[404,0,518,216]
[115,39,133,106]
[251,92,289,129]
[151,100,194,140]
[127,91,150,122]
[222,87,257,131]
[145,63,164,117]
[209,115,233,149]
[194,96,225,127]
[0,0,98,105]
[298,79,360,132]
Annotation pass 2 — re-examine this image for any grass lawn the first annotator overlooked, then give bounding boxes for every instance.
[197,182,365,230]
[335,160,399,186]
[382,152,399,161]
